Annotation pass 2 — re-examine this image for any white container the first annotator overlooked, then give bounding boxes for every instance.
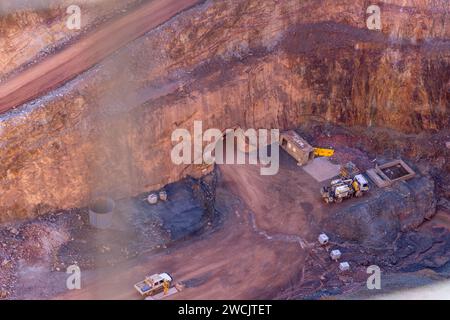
[339,262,350,272]
[159,190,168,201]
[148,193,158,205]
[318,233,329,245]
[330,249,342,261]
[89,198,115,230]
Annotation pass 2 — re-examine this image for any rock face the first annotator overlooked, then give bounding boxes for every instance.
[0,0,449,222]
[324,176,437,248]
[0,0,142,79]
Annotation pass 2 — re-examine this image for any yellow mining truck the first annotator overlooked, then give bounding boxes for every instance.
[320,174,369,204]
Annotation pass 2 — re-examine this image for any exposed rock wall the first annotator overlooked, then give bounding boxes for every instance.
[0,0,448,222]
[0,0,143,79]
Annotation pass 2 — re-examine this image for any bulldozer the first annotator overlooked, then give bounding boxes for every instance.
[320,174,369,204]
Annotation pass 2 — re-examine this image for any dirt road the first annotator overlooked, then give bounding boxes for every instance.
[0,0,200,114]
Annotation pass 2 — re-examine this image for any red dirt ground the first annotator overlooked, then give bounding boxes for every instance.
[49,151,372,300]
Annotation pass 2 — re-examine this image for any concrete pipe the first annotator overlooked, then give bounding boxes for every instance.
[89,198,115,230]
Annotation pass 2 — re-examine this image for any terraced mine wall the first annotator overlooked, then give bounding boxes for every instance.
[0,0,448,222]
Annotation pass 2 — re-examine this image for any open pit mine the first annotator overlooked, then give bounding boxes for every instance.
[0,0,449,302]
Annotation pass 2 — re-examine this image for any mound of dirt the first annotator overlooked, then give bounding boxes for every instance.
[0,246,15,299]
[18,223,69,264]
[0,221,69,299]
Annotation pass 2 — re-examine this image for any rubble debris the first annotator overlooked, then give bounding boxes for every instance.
[340,162,360,179]
[437,198,450,212]
[8,227,19,236]
[175,282,185,292]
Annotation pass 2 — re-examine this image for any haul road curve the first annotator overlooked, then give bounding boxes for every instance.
[0,0,201,114]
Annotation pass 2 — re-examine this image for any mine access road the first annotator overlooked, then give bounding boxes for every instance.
[0,0,201,114]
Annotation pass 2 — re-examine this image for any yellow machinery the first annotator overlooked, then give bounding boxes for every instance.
[352,180,360,193]
[320,174,370,204]
[313,147,334,157]
[163,280,170,295]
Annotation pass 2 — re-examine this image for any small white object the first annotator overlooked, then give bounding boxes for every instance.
[147,193,158,205]
[318,233,329,245]
[339,262,350,272]
[159,190,168,201]
[330,249,342,261]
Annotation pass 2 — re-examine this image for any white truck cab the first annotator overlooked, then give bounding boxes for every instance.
[134,272,173,297]
[354,174,369,191]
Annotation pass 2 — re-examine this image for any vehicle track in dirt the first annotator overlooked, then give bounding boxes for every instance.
[0,0,201,114]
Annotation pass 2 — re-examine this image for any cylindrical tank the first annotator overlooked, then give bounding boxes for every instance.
[159,190,168,201]
[89,198,115,229]
[147,193,158,205]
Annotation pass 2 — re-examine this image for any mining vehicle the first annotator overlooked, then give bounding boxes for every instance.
[313,147,335,157]
[320,174,369,204]
[134,273,173,297]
